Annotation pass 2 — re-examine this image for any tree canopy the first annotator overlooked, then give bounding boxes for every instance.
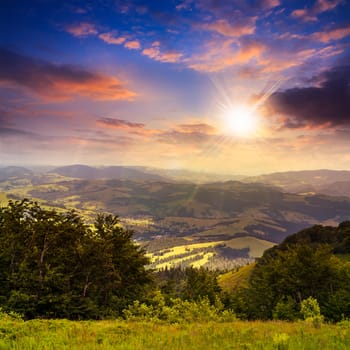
[238,223,350,321]
[0,199,153,319]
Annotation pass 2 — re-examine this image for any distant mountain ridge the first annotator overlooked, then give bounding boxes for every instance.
[50,165,168,182]
[0,166,33,181]
[20,178,350,243]
[244,169,350,194]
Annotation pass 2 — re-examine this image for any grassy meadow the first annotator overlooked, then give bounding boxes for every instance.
[1,318,349,349]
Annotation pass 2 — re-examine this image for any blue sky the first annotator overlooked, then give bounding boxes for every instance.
[0,0,350,174]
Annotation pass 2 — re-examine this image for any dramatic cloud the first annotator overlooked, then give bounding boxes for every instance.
[291,0,342,22]
[99,32,126,45]
[265,65,350,129]
[65,22,98,37]
[0,48,137,101]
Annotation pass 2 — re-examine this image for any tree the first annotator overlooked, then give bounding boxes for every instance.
[243,243,346,320]
[182,267,221,304]
[0,200,154,319]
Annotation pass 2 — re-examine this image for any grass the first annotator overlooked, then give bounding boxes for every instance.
[219,263,255,292]
[146,236,274,270]
[0,319,349,349]
[0,192,8,204]
[225,237,275,258]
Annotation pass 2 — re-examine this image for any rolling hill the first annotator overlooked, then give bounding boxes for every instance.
[244,169,350,194]
[51,165,168,181]
[2,165,350,269]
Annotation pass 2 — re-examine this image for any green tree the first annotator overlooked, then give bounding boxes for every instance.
[244,243,344,320]
[183,267,221,304]
[0,200,154,319]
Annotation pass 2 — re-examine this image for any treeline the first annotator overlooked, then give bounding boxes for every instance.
[1,200,350,322]
[0,200,153,319]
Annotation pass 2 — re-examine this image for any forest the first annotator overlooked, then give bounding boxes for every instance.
[0,199,350,323]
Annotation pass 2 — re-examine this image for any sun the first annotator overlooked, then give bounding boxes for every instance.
[224,104,258,137]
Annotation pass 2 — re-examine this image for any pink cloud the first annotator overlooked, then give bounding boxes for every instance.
[142,47,183,63]
[291,9,317,22]
[99,32,126,45]
[124,40,141,50]
[0,49,137,101]
[65,22,98,37]
[262,0,281,8]
[198,17,257,37]
[291,0,342,22]
[96,117,159,136]
[312,26,350,43]
[188,39,265,72]
[97,117,145,130]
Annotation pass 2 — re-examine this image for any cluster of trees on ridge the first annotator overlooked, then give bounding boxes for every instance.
[0,199,350,321]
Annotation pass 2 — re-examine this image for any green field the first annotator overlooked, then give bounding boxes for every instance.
[1,318,349,349]
[146,237,274,270]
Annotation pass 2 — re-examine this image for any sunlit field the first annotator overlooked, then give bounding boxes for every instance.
[1,318,350,350]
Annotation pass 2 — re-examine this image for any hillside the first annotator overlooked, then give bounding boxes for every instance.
[244,169,350,194]
[231,221,350,321]
[0,166,33,181]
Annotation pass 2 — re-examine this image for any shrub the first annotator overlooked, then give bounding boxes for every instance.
[122,293,235,323]
[272,296,299,321]
[301,297,324,328]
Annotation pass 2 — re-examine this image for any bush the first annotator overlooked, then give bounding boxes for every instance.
[272,296,299,321]
[301,297,324,328]
[123,293,235,323]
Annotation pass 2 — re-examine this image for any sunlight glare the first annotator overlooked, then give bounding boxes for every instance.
[225,104,258,137]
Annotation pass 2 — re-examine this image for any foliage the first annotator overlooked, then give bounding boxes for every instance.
[272,296,299,321]
[301,297,324,328]
[0,199,153,319]
[0,307,23,321]
[156,266,222,304]
[241,235,350,321]
[300,297,321,319]
[123,292,235,323]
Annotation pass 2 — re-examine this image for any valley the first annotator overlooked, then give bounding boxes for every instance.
[1,165,350,270]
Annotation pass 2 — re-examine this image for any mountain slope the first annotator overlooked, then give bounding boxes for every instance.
[244,169,350,193]
[50,165,168,181]
[4,178,348,244]
[0,166,33,181]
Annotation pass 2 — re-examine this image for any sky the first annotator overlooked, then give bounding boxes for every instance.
[0,0,350,175]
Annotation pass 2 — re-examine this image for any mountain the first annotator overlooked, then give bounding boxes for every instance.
[244,169,350,194]
[0,166,33,181]
[3,165,350,270]
[50,165,168,181]
[318,181,350,198]
[6,178,349,244]
[51,164,244,183]
[133,166,245,183]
